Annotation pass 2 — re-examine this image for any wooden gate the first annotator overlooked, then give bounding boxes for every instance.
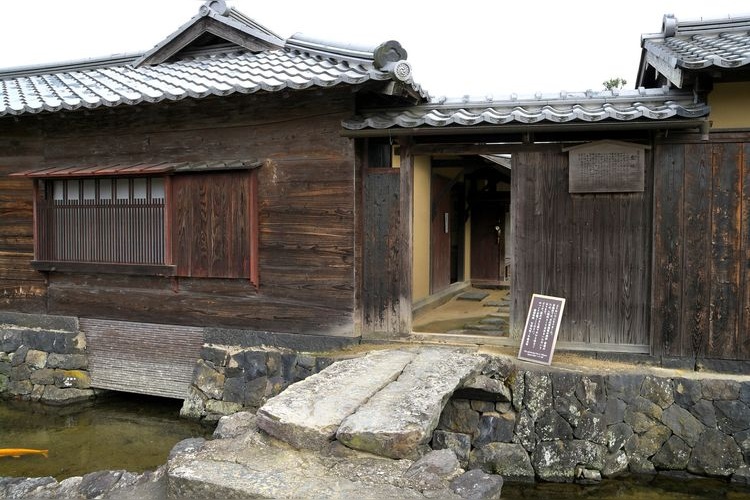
[81,318,203,399]
[511,149,651,351]
[652,134,750,360]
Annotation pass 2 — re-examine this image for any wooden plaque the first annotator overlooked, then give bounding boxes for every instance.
[567,140,647,193]
[518,294,566,365]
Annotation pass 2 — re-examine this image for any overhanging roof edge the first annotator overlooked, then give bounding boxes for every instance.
[340,118,709,138]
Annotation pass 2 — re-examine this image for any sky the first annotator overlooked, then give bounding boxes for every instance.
[1,1,748,99]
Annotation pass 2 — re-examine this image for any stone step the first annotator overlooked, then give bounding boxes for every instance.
[256,349,417,450]
[335,348,486,459]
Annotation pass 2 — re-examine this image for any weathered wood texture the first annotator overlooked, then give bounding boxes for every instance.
[173,170,254,279]
[0,88,357,336]
[511,150,651,348]
[652,134,749,359]
[0,141,46,312]
[81,318,203,399]
[361,169,401,335]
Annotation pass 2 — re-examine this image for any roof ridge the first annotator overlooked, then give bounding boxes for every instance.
[0,54,141,79]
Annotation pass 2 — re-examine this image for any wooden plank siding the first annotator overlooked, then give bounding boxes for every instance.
[361,169,401,336]
[511,149,651,348]
[0,88,358,337]
[82,318,203,399]
[652,134,750,359]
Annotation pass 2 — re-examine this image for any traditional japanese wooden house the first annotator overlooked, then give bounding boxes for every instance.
[345,13,750,363]
[1,5,749,401]
[0,0,425,396]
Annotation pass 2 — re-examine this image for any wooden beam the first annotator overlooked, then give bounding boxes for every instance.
[398,136,414,334]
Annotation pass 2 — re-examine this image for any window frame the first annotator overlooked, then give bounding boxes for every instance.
[29,168,259,284]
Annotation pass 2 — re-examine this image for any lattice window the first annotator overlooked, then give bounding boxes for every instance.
[35,177,166,265]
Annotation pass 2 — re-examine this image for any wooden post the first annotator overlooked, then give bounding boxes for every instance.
[398,136,414,334]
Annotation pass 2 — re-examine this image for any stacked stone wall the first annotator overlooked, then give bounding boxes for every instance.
[180,344,343,422]
[432,357,750,483]
[0,312,94,404]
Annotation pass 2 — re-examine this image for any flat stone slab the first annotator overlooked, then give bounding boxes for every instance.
[457,291,490,302]
[256,349,416,450]
[336,348,487,459]
[167,421,465,499]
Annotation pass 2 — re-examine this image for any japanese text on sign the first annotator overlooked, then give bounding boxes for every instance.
[517,294,566,365]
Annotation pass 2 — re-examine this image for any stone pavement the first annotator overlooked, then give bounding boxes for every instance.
[257,347,487,459]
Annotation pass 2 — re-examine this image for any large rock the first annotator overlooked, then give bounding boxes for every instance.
[167,425,462,499]
[640,375,674,409]
[404,449,463,489]
[531,440,606,482]
[688,428,744,477]
[257,349,417,450]
[714,400,750,434]
[524,371,552,420]
[433,430,472,468]
[474,411,515,446]
[192,360,225,400]
[336,348,486,459]
[652,435,691,470]
[455,374,512,402]
[450,469,503,500]
[469,442,535,481]
[661,404,704,447]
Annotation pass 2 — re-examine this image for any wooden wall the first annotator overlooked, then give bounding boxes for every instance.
[361,169,401,336]
[652,132,750,360]
[0,126,45,312]
[511,148,651,349]
[0,88,358,337]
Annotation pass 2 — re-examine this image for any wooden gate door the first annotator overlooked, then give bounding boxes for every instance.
[431,175,452,293]
[471,200,508,286]
[510,150,650,350]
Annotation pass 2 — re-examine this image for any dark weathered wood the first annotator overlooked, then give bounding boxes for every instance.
[650,137,750,360]
[0,88,358,338]
[82,318,204,399]
[741,143,750,360]
[361,169,400,336]
[172,170,253,279]
[399,138,414,334]
[709,142,742,359]
[512,150,650,348]
[681,143,711,358]
[651,143,684,356]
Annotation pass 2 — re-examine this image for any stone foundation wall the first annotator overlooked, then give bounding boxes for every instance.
[180,344,342,422]
[0,312,95,404]
[432,357,750,483]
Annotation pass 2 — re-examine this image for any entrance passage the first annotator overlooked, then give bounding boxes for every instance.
[81,318,203,399]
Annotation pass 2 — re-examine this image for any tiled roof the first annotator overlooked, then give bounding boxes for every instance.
[343,88,709,130]
[0,1,424,118]
[0,48,416,118]
[639,14,750,87]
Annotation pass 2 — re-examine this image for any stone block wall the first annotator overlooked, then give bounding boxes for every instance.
[0,312,95,404]
[431,357,750,483]
[180,344,340,422]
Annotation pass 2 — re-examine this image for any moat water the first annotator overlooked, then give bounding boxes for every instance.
[0,393,212,480]
[1,395,750,498]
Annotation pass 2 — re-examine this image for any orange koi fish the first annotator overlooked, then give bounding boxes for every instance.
[0,448,49,458]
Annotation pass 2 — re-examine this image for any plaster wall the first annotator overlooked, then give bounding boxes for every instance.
[412,156,431,302]
[709,82,750,129]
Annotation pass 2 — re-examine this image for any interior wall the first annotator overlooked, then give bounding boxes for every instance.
[709,83,750,129]
[412,156,431,302]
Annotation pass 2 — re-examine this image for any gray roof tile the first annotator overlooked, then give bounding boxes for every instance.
[639,15,750,87]
[343,88,709,130]
[0,47,422,118]
[0,0,425,118]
